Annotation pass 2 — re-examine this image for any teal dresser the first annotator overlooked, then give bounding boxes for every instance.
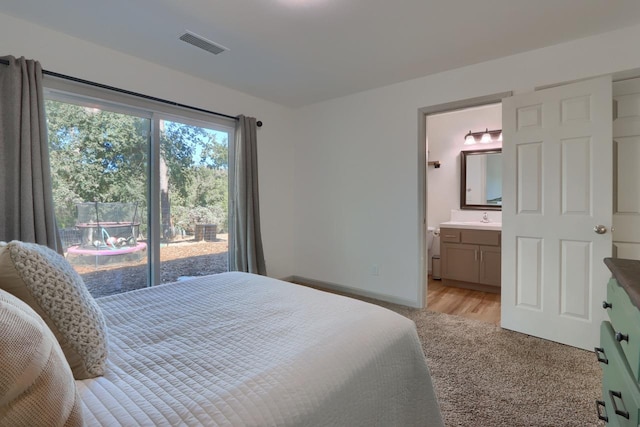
[597,258,640,425]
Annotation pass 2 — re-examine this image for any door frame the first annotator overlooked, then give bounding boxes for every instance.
[417,91,512,307]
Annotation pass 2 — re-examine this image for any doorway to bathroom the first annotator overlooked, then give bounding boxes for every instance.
[419,92,509,323]
[420,75,640,348]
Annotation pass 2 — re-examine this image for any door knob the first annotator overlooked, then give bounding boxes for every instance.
[594,225,607,234]
[615,332,629,343]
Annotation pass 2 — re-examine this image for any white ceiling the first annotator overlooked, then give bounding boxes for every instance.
[2,0,640,107]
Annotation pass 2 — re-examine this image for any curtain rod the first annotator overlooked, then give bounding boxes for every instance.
[0,58,262,127]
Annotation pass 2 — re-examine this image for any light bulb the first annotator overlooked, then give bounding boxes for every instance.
[480,128,491,143]
[464,131,475,145]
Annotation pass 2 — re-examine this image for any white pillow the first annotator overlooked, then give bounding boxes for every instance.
[0,288,84,426]
[0,241,108,379]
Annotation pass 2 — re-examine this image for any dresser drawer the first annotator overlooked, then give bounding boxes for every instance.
[599,321,640,426]
[598,384,622,427]
[606,278,640,382]
[440,228,460,243]
[460,229,501,246]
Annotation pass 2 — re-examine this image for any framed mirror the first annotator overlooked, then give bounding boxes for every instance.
[460,148,502,210]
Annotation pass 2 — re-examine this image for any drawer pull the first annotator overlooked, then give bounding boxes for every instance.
[610,390,630,419]
[596,400,608,422]
[602,301,612,309]
[615,332,629,343]
[594,347,608,364]
[444,234,457,238]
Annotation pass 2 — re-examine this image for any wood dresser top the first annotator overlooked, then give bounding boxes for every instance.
[605,258,640,310]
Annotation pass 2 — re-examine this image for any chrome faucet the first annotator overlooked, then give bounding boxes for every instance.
[481,212,490,223]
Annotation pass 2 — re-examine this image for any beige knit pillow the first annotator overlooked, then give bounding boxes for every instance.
[0,288,84,426]
[0,241,108,379]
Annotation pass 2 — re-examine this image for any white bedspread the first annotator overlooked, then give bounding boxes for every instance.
[77,272,442,426]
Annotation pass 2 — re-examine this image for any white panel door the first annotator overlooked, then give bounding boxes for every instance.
[613,78,640,260]
[502,76,612,351]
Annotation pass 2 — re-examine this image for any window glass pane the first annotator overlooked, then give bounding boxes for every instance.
[46,99,150,297]
[159,119,229,282]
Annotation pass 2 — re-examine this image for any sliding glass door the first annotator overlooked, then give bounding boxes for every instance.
[158,118,230,283]
[46,95,233,298]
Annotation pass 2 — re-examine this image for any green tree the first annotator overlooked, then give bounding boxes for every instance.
[46,101,148,228]
[46,101,229,238]
[159,120,228,238]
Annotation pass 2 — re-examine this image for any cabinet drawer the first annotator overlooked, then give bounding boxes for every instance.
[597,394,621,427]
[606,278,640,382]
[599,321,640,426]
[460,229,501,246]
[440,228,460,243]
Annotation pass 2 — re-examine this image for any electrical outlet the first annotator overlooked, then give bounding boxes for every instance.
[371,263,379,276]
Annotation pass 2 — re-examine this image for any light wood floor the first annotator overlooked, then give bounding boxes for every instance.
[427,277,501,326]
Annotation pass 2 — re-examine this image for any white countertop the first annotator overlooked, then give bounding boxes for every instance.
[439,221,502,231]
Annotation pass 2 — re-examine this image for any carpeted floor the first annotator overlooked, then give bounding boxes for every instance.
[369,300,604,427]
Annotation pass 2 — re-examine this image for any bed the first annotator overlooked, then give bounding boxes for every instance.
[76,272,443,426]
[0,240,442,426]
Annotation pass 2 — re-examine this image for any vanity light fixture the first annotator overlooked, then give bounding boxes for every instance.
[463,128,502,145]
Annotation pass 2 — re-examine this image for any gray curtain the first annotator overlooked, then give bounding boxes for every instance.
[229,115,266,275]
[0,56,61,252]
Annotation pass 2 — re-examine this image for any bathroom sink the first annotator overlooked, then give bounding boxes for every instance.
[439,221,502,231]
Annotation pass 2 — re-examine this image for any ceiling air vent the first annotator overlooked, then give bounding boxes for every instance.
[179,31,229,55]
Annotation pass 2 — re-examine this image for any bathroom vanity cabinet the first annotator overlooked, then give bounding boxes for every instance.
[440,227,501,291]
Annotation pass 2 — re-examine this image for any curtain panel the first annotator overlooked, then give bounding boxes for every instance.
[0,55,61,252]
[229,115,266,275]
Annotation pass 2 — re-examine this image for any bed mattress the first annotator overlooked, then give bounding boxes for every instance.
[77,272,442,426]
